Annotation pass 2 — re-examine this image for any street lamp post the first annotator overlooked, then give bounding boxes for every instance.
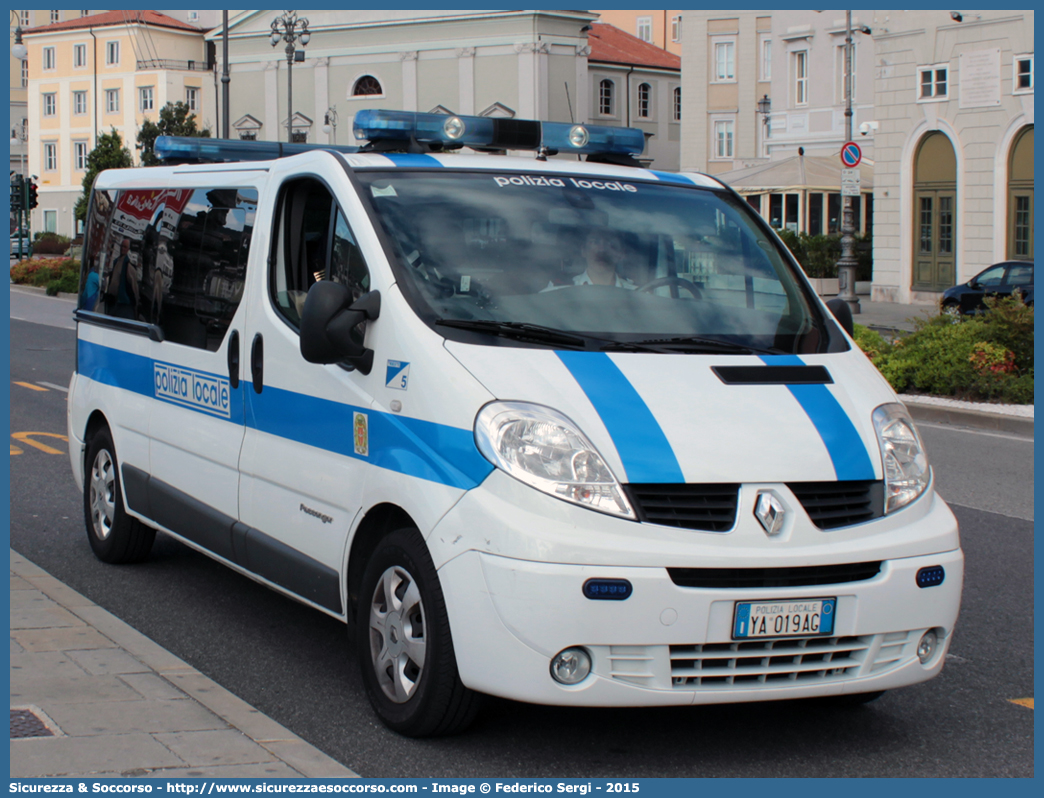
[322,107,338,144]
[11,13,30,259]
[835,10,865,314]
[270,11,310,143]
[756,94,771,159]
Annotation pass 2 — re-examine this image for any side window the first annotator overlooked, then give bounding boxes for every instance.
[97,188,166,320]
[271,178,371,334]
[78,189,117,312]
[976,265,1005,286]
[154,187,257,350]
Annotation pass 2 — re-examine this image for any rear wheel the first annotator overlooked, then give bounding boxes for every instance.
[356,527,479,737]
[84,427,155,564]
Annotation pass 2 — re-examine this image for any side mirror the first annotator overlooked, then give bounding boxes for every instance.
[300,282,381,374]
[825,297,854,338]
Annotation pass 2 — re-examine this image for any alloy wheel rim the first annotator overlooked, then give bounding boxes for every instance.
[89,450,116,541]
[368,564,427,703]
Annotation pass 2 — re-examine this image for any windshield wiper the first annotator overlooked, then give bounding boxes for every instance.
[434,319,588,349]
[616,335,783,355]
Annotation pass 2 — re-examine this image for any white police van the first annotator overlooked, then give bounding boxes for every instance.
[68,110,962,737]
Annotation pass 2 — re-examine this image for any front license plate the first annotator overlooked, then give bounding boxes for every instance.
[732,597,836,639]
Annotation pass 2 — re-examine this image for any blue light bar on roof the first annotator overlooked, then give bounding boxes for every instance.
[153,136,360,164]
[353,109,645,157]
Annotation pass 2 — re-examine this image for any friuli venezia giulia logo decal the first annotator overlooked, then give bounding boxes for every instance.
[353,411,369,456]
[154,362,231,419]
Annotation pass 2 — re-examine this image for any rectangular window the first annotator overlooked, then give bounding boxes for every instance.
[43,46,56,70]
[21,60,29,88]
[239,130,257,141]
[290,131,307,143]
[106,40,119,65]
[81,10,90,17]
[1014,55,1033,91]
[919,197,933,253]
[938,196,953,254]
[20,11,30,27]
[715,41,735,81]
[673,87,681,122]
[74,141,88,171]
[671,16,682,43]
[599,80,614,116]
[44,210,57,233]
[794,51,809,105]
[106,89,119,113]
[74,43,87,67]
[714,120,734,159]
[44,142,57,171]
[139,86,154,113]
[50,11,60,23]
[43,93,56,116]
[809,193,823,236]
[637,16,653,43]
[637,83,652,119]
[185,87,198,112]
[188,11,199,22]
[73,90,87,115]
[761,38,772,81]
[919,65,947,99]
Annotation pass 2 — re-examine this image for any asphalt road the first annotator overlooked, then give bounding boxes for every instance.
[8,311,1034,778]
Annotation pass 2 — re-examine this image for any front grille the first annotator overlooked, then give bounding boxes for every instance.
[788,480,884,529]
[668,561,882,589]
[624,483,739,532]
[669,636,871,687]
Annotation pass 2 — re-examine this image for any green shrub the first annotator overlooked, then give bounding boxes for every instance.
[31,232,72,255]
[9,257,81,293]
[852,295,1033,404]
[777,230,872,280]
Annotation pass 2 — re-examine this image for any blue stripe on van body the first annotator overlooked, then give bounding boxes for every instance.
[759,355,876,481]
[555,351,685,484]
[384,153,445,168]
[77,340,491,490]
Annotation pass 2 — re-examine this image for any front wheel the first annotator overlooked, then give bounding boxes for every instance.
[356,527,480,737]
[83,427,155,564]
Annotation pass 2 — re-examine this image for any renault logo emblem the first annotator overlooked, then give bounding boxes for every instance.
[755,492,786,536]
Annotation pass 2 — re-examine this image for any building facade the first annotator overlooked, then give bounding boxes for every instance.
[591,9,684,55]
[21,11,210,238]
[870,9,1034,303]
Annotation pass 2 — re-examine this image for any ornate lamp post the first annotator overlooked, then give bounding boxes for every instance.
[322,107,338,144]
[270,11,310,143]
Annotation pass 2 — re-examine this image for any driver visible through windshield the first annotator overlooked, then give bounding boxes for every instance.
[356,170,825,354]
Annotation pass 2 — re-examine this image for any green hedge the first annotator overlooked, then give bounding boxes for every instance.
[853,294,1033,404]
[10,257,81,296]
[777,229,872,280]
[31,232,73,255]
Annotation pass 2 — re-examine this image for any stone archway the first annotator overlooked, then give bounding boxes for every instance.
[1007,126,1033,260]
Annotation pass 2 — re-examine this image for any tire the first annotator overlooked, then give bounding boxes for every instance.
[356,527,480,737]
[83,427,156,564]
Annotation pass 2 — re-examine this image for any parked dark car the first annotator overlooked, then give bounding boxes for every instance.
[941,261,1033,314]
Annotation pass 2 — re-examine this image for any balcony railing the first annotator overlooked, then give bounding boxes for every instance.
[137,59,211,72]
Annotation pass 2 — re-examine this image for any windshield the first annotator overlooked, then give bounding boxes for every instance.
[356,170,826,354]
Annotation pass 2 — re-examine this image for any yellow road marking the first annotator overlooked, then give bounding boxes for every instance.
[10,432,68,455]
[13,381,47,392]
[1009,698,1033,709]
[11,445,23,455]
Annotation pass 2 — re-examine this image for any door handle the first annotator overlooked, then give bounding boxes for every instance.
[250,333,264,394]
[227,330,240,389]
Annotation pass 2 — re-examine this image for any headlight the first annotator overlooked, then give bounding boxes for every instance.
[475,401,635,519]
[872,403,930,513]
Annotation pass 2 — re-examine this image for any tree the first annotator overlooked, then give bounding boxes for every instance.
[137,101,212,166]
[74,129,133,224]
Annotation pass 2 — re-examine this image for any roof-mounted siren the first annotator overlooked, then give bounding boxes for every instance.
[352,109,646,165]
[153,136,361,164]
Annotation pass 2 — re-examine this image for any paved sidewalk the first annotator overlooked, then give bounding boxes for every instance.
[10,550,358,779]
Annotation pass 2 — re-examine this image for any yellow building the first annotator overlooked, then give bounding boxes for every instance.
[592,10,685,55]
[22,10,209,237]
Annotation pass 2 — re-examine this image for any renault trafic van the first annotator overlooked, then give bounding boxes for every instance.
[68,111,962,737]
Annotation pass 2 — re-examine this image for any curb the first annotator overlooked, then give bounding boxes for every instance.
[904,402,1033,436]
[10,551,360,779]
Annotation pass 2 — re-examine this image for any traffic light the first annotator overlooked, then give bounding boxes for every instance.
[27,178,38,210]
[11,175,23,211]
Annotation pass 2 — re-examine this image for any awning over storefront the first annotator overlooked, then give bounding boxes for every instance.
[712,154,874,193]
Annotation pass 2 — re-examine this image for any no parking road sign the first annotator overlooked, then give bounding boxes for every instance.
[841,141,862,168]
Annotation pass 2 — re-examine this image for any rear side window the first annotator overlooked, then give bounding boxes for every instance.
[150,187,258,351]
[78,189,117,312]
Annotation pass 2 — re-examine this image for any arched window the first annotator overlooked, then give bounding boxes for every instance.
[352,75,383,96]
[637,82,652,118]
[912,132,957,291]
[599,79,614,116]
[673,87,681,122]
[1007,126,1033,260]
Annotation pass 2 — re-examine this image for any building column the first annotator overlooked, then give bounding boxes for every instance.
[515,42,549,119]
[457,48,475,116]
[314,56,330,143]
[575,44,590,123]
[264,61,278,141]
[400,51,418,112]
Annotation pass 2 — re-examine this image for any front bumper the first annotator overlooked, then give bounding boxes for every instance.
[438,547,963,706]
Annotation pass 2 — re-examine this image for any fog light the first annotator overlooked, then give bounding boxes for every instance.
[550,647,591,685]
[917,630,938,663]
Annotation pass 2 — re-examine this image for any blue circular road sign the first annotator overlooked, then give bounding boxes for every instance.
[841,141,862,168]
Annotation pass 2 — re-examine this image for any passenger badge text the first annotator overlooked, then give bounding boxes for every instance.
[154,362,231,419]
